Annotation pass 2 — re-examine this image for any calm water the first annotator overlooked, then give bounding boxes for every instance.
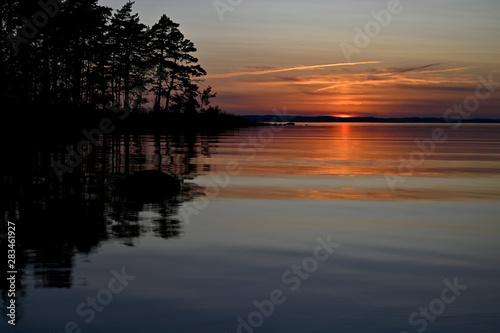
[1,123,499,333]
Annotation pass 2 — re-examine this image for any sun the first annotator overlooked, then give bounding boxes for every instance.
[333,114,354,118]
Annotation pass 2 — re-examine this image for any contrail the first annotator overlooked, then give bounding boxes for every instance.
[206,61,381,79]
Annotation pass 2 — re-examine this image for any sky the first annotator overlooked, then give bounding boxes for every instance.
[100,0,500,118]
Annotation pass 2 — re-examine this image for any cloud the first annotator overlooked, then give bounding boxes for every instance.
[398,63,443,73]
[206,61,381,79]
[418,67,469,74]
[312,65,471,92]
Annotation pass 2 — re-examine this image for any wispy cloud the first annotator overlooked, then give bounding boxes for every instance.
[398,63,442,73]
[419,67,469,74]
[313,65,470,93]
[206,61,381,79]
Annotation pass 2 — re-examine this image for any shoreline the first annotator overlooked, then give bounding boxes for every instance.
[242,115,500,123]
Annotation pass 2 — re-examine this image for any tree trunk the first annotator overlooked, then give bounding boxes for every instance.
[124,60,130,109]
[154,69,162,111]
[164,74,175,113]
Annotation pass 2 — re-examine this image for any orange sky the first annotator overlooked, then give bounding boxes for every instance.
[100,0,500,118]
[205,62,500,117]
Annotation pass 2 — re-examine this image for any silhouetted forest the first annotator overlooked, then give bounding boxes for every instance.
[0,1,256,324]
[1,0,250,131]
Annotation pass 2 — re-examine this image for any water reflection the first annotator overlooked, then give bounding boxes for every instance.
[1,124,499,332]
[0,132,218,320]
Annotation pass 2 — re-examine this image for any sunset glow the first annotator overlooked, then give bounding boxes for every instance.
[99,0,500,118]
[3,1,500,332]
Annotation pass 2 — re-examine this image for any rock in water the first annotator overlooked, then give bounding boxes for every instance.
[116,170,181,202]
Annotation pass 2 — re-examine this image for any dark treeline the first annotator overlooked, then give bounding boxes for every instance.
[0,0,223,116]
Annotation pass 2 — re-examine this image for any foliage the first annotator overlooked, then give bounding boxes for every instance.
[1,0,217,115]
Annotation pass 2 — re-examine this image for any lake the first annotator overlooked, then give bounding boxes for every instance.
[1,123,499,333]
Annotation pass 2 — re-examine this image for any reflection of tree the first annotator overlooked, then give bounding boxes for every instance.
[0,131,219,322]
[107,201,181,241]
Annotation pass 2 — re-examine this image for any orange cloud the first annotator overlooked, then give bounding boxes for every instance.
[312,66,472,93]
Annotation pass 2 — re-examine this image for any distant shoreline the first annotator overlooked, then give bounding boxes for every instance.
[242,115,500,123]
